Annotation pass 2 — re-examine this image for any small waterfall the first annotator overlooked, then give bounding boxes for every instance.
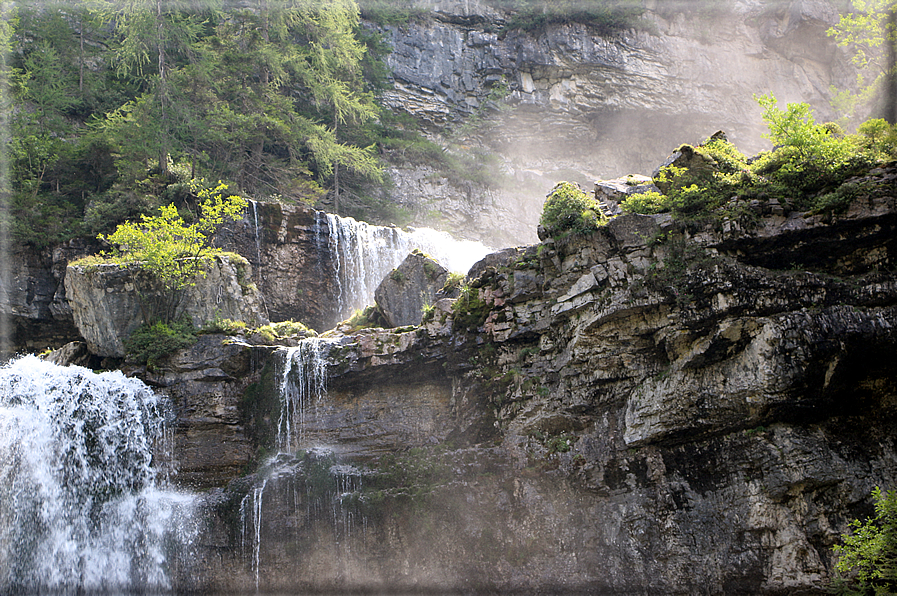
[319,212,492,323]
[252,478,267,590]
[275,337,334,453]
[247,199,271,321]
[250,199,263,282]
[0,355,198,594]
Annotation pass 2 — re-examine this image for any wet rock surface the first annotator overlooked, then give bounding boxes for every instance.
[179,169,897,595]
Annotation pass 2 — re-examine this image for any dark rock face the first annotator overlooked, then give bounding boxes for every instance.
[374,251,448,327]
[1,240,96,358]
[181,167,897,595]
[214,201,340,331]
[140,335,272,490]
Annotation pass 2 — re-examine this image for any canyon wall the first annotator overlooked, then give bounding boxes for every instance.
[370,0,857,245]
[168,165,897,595]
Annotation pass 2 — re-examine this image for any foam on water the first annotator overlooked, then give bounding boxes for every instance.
[0,355,198,594]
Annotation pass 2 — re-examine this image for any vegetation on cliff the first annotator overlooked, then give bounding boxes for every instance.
[620,95,897,222]
[538,181,608,240]
[834,486,897,595]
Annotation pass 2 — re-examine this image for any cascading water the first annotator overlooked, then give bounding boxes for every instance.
[0,355,198,594]
[235,338,373,588]
[318,212,492,323]
[275,337,334,453]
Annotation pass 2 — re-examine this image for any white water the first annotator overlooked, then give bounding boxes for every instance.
[0,355,199,594]
[275,338,335,452]
[318,212,492,323]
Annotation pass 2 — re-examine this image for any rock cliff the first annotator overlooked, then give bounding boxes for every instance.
[65,254,267,358]
[164,164,897,594]
[368,0,857,245]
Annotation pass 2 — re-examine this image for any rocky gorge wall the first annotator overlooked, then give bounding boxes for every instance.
[145,165,897,594]
[368,0,859,245]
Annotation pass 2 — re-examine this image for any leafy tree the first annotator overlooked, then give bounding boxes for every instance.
[99,180,247,322]
[755,93,864,195]
[828,0,897,123]
[833,486,897,595]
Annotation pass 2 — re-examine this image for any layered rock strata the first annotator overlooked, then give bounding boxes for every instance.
[183,166,897,594]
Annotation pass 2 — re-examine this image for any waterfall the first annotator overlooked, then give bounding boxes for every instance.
[275,337,334,453]
[0,355,198,594]
[318,212,492,323]
[250,199,263,282]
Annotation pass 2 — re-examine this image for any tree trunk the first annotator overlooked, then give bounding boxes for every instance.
[156,0,169,174]
[886,9,896,124]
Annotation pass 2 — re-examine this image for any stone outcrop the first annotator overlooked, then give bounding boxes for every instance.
[374,250,448,327]
[65,254,267,358]
[366,1,856,244]
[182,164,897,595]
[594,174,660,217]
[0,239,96,357]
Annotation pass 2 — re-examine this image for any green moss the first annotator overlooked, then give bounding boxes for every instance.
[340,305,388,332]
[124,317,197,368]
[240,357,278,456]
[451,284,490,331]
[539,181,608,239]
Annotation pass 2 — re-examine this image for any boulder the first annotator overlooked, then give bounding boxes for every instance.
[374,251,448,327]
[652,143,720,193]
[594,175,661,217]
[65,254,267,358]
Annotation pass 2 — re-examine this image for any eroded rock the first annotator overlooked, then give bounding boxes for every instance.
[374,251,448,327]
[65,254,267,358]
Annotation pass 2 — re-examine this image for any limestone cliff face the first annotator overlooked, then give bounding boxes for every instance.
[369,0,856,245]
[181,165,897,594]
[65,255,267,358]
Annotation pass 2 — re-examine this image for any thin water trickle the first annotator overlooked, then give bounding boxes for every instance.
[252,478,267,591]
[0,5,11,362]
[275,337,333,452]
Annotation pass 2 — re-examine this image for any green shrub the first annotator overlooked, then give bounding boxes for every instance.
[539,181,607,238]
[201,316,248,335]
[254,320,316,342]
[620,190,671,215]
[442,271,465,293]
[624,100,889,222]
[832,486,897,594]
[125,318,197,368]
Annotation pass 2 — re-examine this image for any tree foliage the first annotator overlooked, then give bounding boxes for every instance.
[833,486,897,595]
[100,180,246,307]
[828,0,897,123]
[7,1,388,247]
